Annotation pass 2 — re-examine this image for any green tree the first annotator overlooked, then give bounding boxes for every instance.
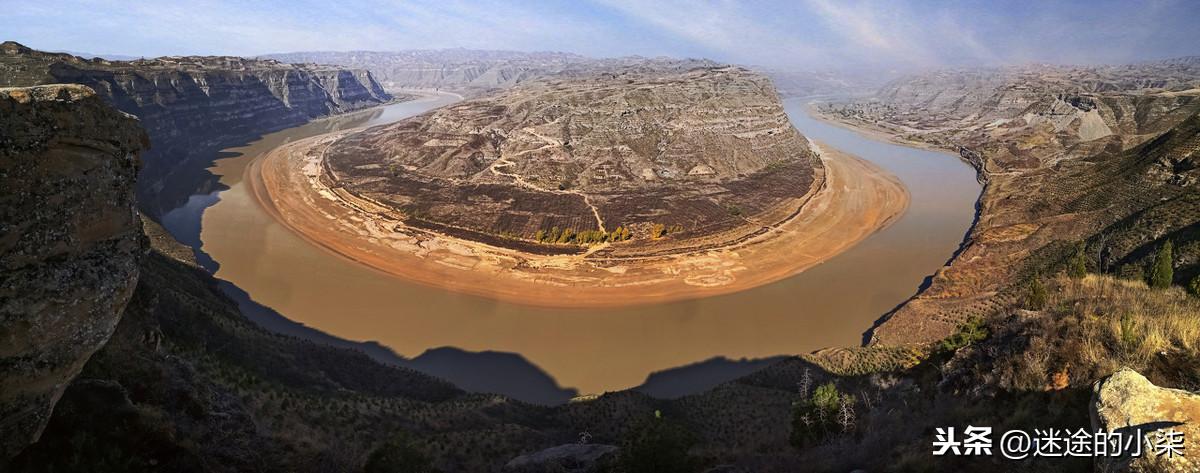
[1149,241,1174,289]
[364,433,437,473]
[1025,276,1048,310]
[938,317,989,352]
[620,410,698,473]
[1188,275,1200,298]
[790,382,844,448]
[534,230,546,242]
[1068,241,1088,279]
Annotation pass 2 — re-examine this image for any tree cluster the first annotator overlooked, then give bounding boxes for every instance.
[533,225,632,245]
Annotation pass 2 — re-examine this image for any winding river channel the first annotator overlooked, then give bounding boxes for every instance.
[161,93,980,402]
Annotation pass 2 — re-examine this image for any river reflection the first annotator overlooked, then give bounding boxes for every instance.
[162,94,980,401]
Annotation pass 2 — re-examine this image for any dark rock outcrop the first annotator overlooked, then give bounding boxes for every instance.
[0,84,147,460]
[0,41,392,217]
[503,443,619,472]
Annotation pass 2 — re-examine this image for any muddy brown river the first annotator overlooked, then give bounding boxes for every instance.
[161,93,980,401]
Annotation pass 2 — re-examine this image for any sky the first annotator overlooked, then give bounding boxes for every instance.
[4,0,1199,70]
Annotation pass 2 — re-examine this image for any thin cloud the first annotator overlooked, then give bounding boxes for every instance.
[1,0,1196,69]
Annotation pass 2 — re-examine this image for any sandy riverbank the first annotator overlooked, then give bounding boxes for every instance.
[250,132,909,308]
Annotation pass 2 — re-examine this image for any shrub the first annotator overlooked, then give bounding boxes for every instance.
[620,410,698,473]
[790,382,846,448]
[938,317,989,352]
[1190,275,1200,298]
[1025,276,1048,310]
[1068,242,1088,279]
[652,223,667,239]
[1149,241,1174,289]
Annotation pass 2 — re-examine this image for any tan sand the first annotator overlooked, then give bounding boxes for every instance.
[250,132,909,308]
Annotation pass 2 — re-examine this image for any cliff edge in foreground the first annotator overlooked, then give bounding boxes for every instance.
[0,84,147,459]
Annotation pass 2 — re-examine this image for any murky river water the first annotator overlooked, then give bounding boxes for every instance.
[162,94,979,399]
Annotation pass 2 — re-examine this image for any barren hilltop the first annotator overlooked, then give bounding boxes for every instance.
[329,65,818,250]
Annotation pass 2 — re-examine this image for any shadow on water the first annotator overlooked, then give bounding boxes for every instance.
[223,270,787,404]
[153,96,603,405]
[217,279,582,404]
[157,150,248,273]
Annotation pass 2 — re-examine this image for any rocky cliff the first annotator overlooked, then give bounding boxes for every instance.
[264,49,716,97]
[264,49,590,95]
[0,41,392,217]
[0,84,147,459]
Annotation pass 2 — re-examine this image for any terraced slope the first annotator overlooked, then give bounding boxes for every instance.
[820,59,1200,344]
[324,65,819,253]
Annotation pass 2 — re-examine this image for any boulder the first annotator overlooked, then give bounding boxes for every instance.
[1091,368,1199,472]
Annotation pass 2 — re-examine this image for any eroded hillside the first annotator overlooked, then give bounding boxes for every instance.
[325,65,820,252]
[819,59,1200,345]
[263,49,716,96]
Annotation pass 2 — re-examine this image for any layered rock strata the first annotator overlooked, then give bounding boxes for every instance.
[0,41,392,216]
[0,84,147,459]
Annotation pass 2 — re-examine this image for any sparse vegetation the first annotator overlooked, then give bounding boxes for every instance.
[997,274,1200,391]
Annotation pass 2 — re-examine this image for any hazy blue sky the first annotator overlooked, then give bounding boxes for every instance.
[5,0,1198,69]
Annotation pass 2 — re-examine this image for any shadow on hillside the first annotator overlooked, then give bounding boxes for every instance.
[633,355,789,399]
